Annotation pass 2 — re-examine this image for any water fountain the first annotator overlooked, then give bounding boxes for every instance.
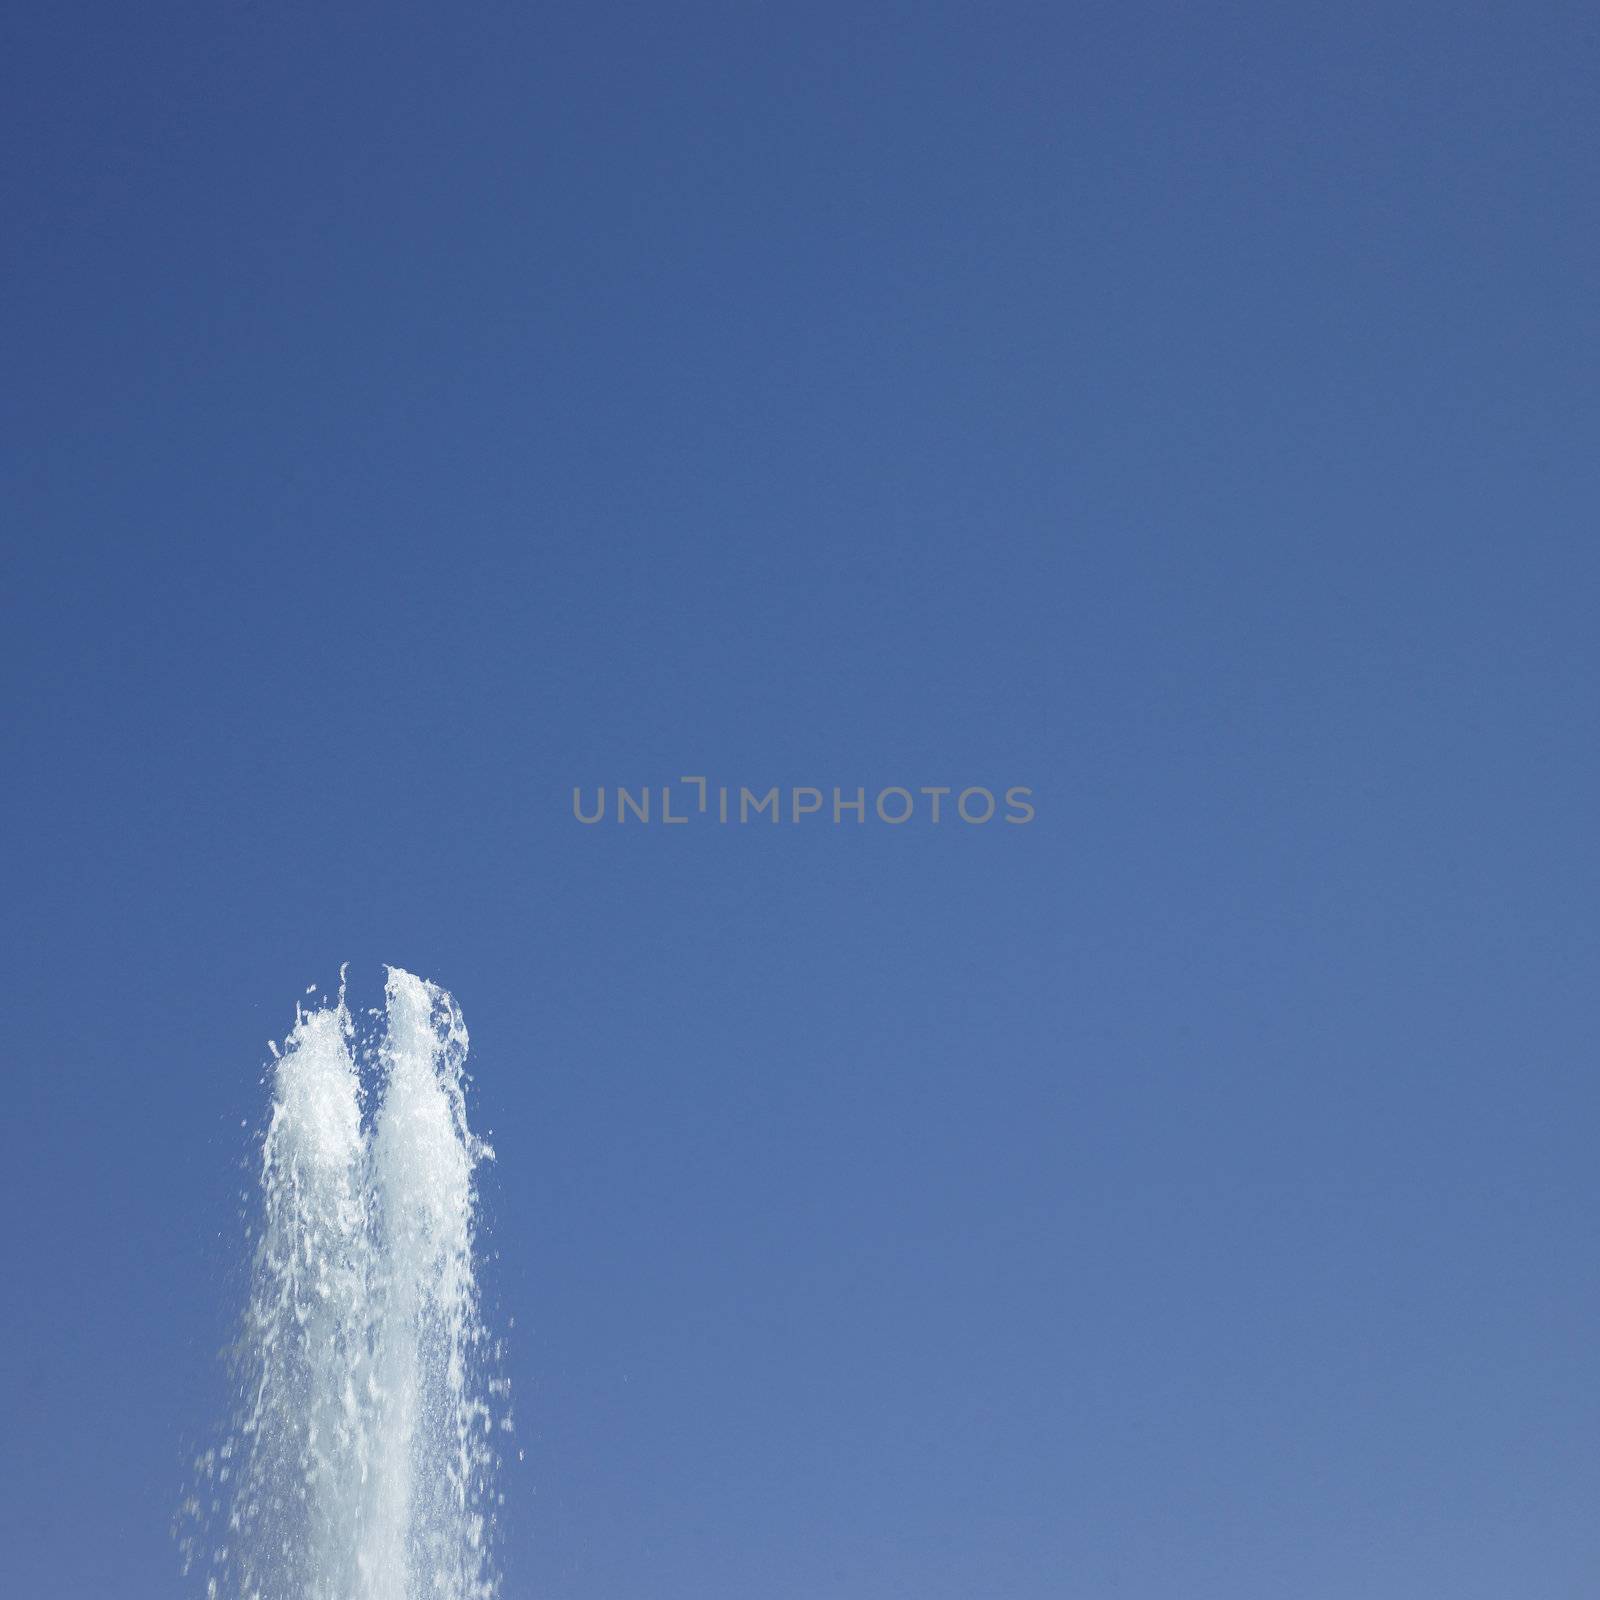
[181,968,505,1600]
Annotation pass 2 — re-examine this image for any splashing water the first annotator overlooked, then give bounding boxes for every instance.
[181,968,506,1600]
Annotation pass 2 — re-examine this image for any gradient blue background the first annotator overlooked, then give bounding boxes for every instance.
[3,4,1597,1596]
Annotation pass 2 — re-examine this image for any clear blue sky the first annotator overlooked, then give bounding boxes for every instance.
[3,4,1597,1597]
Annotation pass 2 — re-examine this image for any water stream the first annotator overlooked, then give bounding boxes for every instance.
[181,968,504,1600]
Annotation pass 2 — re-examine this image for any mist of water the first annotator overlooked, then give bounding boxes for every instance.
[181,968,506,1600]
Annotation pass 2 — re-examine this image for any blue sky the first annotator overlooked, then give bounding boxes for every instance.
[3,4,1597,1596]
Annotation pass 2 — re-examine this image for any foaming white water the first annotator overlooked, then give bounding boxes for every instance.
[182,969,504,1600]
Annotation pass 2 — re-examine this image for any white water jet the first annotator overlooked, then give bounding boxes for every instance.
[182,968,505,1600]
